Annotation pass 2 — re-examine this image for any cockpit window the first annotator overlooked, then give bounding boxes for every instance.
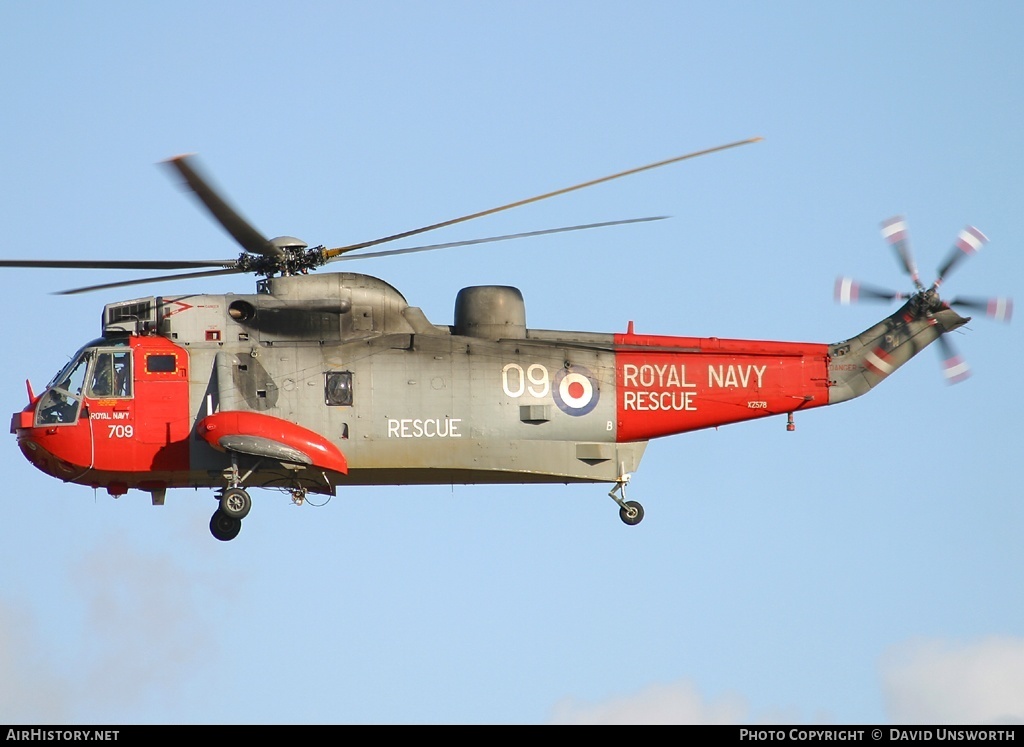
[87,351,132,398]
[56,355,89,397]
[35,390,81,425]
[36,352,90,426]
[37,346,134,426]
[43,337,124,389]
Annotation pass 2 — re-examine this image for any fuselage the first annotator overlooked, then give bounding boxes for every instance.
[11,272,965,502]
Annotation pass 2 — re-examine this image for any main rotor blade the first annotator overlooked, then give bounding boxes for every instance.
[935,226,988,287]
[880,216,922,289]
[948,295,1013,322]
[0,258,233,270]
[322,137,762,260]
[834,276,906,304]
[165,155,281,258]
[329,217,668,262]
[936,333,971,384]
[57,267,245,296]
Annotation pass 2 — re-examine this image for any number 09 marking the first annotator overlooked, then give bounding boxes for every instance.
[107,424,134,438]
[501,363,550,399]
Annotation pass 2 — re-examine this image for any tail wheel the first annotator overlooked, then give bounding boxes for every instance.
[619,500,644,526]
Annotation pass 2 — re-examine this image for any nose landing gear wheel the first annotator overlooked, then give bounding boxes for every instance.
[210,509,242,541]
[619,500,644,526]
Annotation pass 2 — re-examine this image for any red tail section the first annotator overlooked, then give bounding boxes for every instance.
[614,330,831,442]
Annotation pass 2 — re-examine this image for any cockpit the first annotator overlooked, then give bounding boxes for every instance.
[35,338,133,426]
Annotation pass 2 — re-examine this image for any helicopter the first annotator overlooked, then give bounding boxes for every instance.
[5,139,1012,541]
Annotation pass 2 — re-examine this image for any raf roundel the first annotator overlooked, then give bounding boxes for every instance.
[553,366,600,416]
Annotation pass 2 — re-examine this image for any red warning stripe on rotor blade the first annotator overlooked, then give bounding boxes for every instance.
[955,226,988,255]
[880,217,908,244]
[835,277,858,304]
[988,298,1013,322]
[942,354,971,384]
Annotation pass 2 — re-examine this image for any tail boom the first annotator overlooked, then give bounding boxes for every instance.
[612,295,968,442]
[827,296,970,404]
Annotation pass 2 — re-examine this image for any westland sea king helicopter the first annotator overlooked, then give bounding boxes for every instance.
[5,139,1012,540]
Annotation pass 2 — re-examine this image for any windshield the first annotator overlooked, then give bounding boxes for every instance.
[37,351,91,426]
[36,342,135,426]
[43,337,127,390]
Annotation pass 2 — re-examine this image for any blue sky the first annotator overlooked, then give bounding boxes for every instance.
[1,1,1022,724]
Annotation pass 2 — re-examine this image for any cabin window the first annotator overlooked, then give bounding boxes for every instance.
[325,371,353,406]
[146,354,177,373]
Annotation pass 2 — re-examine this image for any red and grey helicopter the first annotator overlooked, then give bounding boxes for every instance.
[4,139,1011,540]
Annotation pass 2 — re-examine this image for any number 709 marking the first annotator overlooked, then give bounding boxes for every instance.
[107,424,134,438]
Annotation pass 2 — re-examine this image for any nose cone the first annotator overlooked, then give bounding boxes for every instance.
[17,432,56,476]
[11,403,92,481]
[12,405,50,476]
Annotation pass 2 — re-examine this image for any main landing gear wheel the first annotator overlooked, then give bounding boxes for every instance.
[219,486,252,520]
[210,509,242,542]
[619,500,644,526]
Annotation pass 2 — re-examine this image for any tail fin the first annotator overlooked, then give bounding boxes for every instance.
[828,295,969,404]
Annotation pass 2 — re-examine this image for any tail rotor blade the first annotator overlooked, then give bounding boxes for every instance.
[935,226,988,287]
[948,295,1013,323]
[936,334,971,384]
[880,216,922,289]
[834,276,905,305]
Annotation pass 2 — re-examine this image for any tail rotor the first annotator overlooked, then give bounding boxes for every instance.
[835,216,1011,383]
